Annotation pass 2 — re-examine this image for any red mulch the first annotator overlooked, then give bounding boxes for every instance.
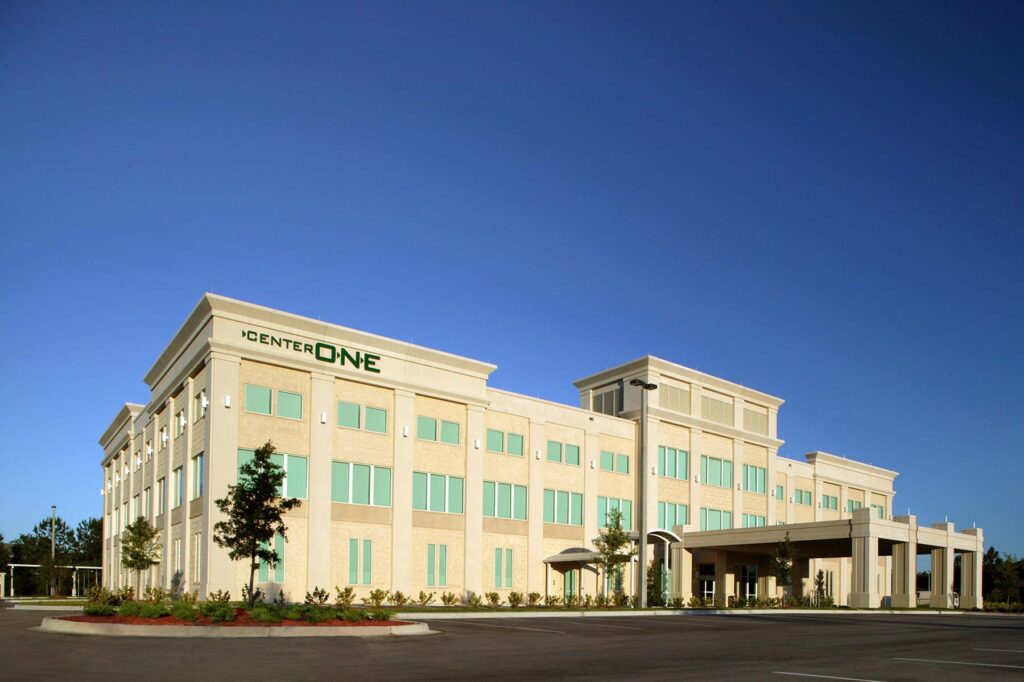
[62,610,411,627]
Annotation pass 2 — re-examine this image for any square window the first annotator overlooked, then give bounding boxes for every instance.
[277,391,303,419]
[615,453,629,474]
[600,450,614,471]
[564,444,580,466]
[486,429,504,453]
[364,407,387,434]
[338,401,361,429]
[244,385,272,415]
[507,433,524,456]
[416,416,437,441]
[546,441,562,463]
[440,421,460,445]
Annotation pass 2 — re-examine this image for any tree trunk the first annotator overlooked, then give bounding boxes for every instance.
[248,555,257,608]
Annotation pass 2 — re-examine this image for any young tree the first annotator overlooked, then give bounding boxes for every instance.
[593,509,634,604]
[770,532,796,596]
[213,441,301,607]
[121,517,162,594]
[814,569,826,603]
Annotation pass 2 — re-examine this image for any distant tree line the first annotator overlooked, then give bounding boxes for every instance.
[0,516,103,596]
[913,547,1021,606]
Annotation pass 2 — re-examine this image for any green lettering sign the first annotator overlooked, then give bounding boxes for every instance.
[241,330,382,374]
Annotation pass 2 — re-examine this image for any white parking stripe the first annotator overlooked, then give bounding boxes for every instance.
[893,657,1024,670]
[627,617,719,628]
[975,648,1024,653]
[547,619,642,630]
[441,620,564,634]
[773,673,885,682]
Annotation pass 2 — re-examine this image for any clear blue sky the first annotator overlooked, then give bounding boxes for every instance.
[2,1,1021,555]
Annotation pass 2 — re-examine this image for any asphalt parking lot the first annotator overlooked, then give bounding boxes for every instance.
[1,607,1022,681]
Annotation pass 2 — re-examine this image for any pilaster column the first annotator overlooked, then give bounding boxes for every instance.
[714,550,733,608]
[528,420,547,595]
[463,404,485,597]
[960,527,984,610]
[678,547,693,602]
[203,353,239,593]
[390,389,415,594]
[305,372,334,592]
[688,429,702,531]
[891,514,918,608]
[929,547,955,608]
[731,439,743,528]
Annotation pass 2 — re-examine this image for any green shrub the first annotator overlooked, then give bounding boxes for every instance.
[367,589,390,608]
[137,603,171,619]
[367,609,391,621]
[527,592,542,607]
[595,593,609,608]
[543,594,560,607]
[170,603,197,622]
[668,597,684,609]
[143,586,170,603]
[485,592,501,609]
[440,591,458,607]
[175,590,199,605]
[281,605,305,621]
[242,584,265,605]
[582,594,593,609]
[208,590,232,604]
[563,593,580,609]
[467,592,483,608]
[249,605,282,623]
[334,586,356,609]
[305,587,330,605]
[118,601,144,617]
[199,602,235,622]
[302,605,336,623]
[418,591,435,607]
[84,603,116,616]
[507,591,523,608]
[391,591,410,608]
[114,586,136,604]
[342,609,367,623]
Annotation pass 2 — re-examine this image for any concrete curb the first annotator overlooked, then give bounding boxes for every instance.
[37,617,435,638]
[395,608,972,620]
[13,604,84,611]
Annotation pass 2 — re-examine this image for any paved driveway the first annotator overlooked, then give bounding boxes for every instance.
[1,607,1022,680]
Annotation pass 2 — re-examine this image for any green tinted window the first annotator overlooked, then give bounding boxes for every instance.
[270,453,285,496]
[483,481,496,517]
[412,472,428,510]
[373,467,391,506]
[615,453,629,474]
[332,461,350,503]
[621,500,632,529]
[417,416,436,441]
[448,477,464,514]
[513,485,527,520]
[274,534,285,583]
[244,385,272,415]
[429,474,446,512]
[486,429,504,453]
[286,455,308,499]
[507,433,524,456]
[362,539,372,585]
[494,548,503,589]
[338,401,361,429]
[600,450,614,471]
[547,441,562,463]
[364,407,387,433]
[236,449,255,482]
[570,493,583,526]
[598,496,608,527]
[277,391,302,420]
[565,444,580,466]
[352,464,371,505]
[543,489,555,523]
[348,538,358,584]
[440,421,460,445]
[555,491,569,525]
[427,544,436,586]
[497,483,512,519]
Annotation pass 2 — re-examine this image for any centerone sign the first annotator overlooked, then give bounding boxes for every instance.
[241,329,381,373]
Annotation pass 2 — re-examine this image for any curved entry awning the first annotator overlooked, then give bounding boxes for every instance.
[543,547,600,564]
[628,528,682,544]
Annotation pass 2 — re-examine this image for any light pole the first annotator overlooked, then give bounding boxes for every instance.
[630,378,657,608]
[50,505,56,596]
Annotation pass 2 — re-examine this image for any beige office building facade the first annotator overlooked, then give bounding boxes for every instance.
[99,294,984,608]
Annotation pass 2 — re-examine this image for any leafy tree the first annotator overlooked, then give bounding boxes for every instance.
[213,441,301,607]
[593,509,634,603]
[13,516,75,595]
[770,532,795,595]
[992,552,1022,606]
[121,517,162,594]
[0,533,10,574]
[72,517,103,565]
